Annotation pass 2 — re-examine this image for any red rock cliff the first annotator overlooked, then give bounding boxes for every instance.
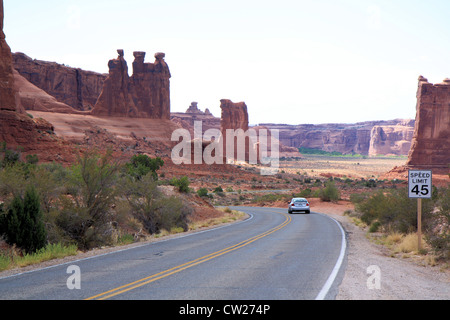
[13,52,106,111]
[0,0,16,112]
[406,76,450,170]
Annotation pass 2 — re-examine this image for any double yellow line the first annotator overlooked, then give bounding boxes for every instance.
[86,211,291,300]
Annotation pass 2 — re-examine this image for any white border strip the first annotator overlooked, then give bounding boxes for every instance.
[315,214,347,300]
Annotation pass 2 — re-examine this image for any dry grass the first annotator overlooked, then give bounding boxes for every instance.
[188,207,247,231]
[395,233,421,254]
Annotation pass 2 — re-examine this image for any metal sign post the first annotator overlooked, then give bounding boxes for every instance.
[408,170,432,251]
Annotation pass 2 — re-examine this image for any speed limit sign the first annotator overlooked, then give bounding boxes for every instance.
[408,170,432,199]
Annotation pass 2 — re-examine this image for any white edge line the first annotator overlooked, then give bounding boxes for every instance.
[315,213,347,300]
[0,212,254,281]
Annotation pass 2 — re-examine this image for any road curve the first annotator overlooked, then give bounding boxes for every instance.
[0,206,346,300]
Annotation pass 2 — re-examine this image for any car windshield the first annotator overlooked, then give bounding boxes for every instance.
[294,200,306,205]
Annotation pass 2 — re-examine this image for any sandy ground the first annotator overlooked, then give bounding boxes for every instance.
[310,200,449,300]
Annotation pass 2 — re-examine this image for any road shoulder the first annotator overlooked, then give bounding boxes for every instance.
[316,201,449,300]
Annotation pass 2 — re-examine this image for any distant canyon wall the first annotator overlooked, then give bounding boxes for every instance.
[260,119,415,156]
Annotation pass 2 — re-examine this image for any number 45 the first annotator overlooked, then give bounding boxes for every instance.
[411,185,429,196]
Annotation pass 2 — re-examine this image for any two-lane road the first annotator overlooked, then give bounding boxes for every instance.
[0,207,346,300]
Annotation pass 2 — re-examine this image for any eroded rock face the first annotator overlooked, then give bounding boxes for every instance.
[369,121,415,156]
[13,69,79,113]
[132,51,171,119]
[406,76,450,169]
[0,0,16,111]
[91,50,171,119]
[13,52,106,111]
[91,49,139,117]
[220,99,249,132]
[220,99,250,162]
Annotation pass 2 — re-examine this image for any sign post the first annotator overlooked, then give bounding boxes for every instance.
[408,170,432,251]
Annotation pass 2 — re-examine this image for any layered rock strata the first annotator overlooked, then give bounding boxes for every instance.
[13,52,106,111]
[368,120,415,156]
[406,76,450,170]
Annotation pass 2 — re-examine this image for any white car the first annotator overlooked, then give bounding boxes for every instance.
[288,197,310,214]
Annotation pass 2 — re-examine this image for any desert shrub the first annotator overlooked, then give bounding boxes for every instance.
[25,154,39,165]
[120,174,191,234]
[319,181,340,202]
[170,176,190,193]
[125,154,164,180]
[426,186,449,259]
[55,151,119,250]
[294,188,312,198]
[197,188,209,197]
[354,188,434,234]
[1,186,47,254]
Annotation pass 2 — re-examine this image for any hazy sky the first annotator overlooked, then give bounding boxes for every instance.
[4,0,450,125]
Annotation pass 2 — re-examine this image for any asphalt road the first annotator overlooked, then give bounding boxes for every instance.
[0,206,346,300]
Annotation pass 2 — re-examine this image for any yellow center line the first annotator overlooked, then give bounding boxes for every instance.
[85,210,291,300]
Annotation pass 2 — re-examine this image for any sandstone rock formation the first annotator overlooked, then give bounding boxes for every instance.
[91,50,171,119]
[0,0,16,112]
[171,102,219,139]
[91,49,139,117]
[13,69,78,113]
[220,99,249,132]
[131,51,171,119]
[406,76,450,170]
[185,102,213,115]
[220,99,251,163]
[13,52,106,111]
[368,120,415,156]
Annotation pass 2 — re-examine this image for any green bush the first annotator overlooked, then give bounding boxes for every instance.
[2,186,47,254]
[426,186,449,259]
[125,154,164,180]
[120,174,191,234]
[354,188,434,234]
[319,181,340,202]
[56,151,119,250]
[197,188,209,197]
[171,176,190,193]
